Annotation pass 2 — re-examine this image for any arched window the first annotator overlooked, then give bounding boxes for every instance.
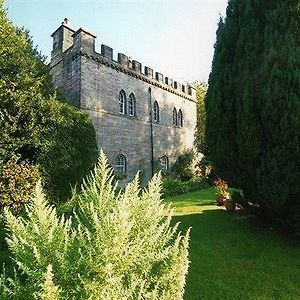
[128,93,136,116]
[172,107,177,126]
[116,154,126,173]
[160,155,169,171]
[178,109,183,127]
[153,101,159,122]
[119,90,126,114]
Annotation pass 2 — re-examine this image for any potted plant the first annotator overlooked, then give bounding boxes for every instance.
[224,196,236,211]
[214,177,229,206]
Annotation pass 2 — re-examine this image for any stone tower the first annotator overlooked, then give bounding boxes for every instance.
[50,19,197,183]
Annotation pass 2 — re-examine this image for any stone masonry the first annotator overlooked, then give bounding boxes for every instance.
[50,19,197,183]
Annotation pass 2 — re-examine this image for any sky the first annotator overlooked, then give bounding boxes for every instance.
[5,0,228,83]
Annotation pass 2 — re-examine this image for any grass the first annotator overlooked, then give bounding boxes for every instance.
[165,188,300,300]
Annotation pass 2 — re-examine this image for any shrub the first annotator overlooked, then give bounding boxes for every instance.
[214,177,228,198]
[230,191,248,209]
[1,151,190,299]
[163,177,208,198]
[0,154,39,211]
[171,151,194,181]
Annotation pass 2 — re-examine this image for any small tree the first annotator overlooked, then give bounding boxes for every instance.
[2,151,190,299]
[171,151,194,181]
[194,81,208,155]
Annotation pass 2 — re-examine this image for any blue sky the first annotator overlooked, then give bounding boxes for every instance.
[5,0,228,83]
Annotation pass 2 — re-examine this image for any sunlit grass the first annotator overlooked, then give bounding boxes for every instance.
[165,188,300,300]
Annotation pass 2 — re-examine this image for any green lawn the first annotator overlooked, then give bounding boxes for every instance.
[166,188,300,300]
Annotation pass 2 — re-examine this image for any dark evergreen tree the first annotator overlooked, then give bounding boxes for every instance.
[0,1,98,203]
[206,0,300,232]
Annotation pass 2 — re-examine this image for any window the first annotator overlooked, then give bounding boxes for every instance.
[119,90,126,114]
[160,156,169,171]
[172,107,177,126]
[178,109,183,127]
[116,154,126,173]
[128,93,136,116]
[153,101,159,122]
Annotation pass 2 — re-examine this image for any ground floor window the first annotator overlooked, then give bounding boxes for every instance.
[160,155,169,171]
[116,154,126,173]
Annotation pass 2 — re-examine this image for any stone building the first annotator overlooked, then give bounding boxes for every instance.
[50,19,197,183]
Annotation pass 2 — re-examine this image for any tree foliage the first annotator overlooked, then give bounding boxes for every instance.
[0,154,39,210]
[206,0,300,230]
[194,81,208,155]
[1,151,190,299]
[0,2,98,202]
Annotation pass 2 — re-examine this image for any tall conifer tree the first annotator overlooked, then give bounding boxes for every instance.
[206,0,300,230]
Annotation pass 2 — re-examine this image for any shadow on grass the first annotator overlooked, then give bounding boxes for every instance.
[194,201,216,206]
[173,209,300,300]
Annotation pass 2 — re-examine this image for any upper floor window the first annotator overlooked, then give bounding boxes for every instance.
[116,154,126,173]
[119,90,126,114]
[160,155,169,171]
[128,93,136,116]
[172,107,177,126]
[178,109,183,127]
[153,101,159,122]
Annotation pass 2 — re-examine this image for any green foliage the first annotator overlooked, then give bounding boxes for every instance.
[0,3,98,203]
[206,0,300,233]
[0,154,40,210]
[194,82,208,154]
[171,151,194,181]
[230,191,248,209]
[1,151,190,299]
[162,177,208,198]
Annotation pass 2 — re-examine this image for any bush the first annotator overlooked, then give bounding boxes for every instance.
[0,154,39,211]
[230,191,248,209]
[163,177,208,198]
[171,151,194,181]
[1,151,190,299]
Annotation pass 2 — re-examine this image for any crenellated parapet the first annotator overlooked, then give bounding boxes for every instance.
[50,19,196,101]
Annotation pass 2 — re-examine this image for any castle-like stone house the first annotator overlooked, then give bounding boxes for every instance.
[50,19,197,182]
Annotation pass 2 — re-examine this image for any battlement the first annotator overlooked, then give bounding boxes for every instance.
[50,19,196,100]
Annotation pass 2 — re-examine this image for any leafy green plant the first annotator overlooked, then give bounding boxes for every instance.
[171,151,194,181]
[1,151,190,299]
[162,177,208,198]
[0,154,40,210]
[230,191,248,209]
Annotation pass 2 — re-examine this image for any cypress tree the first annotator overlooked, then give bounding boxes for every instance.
[206,0,300,231]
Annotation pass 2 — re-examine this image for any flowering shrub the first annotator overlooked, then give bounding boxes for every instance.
[1,151,190,299]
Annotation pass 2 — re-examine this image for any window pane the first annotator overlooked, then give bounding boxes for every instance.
[173,108,177,125]
[116,154,126,173]
[129,94,135,116]
[119,91,126,114]
[153,101,159,122]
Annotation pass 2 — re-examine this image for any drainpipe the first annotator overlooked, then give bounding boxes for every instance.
[148,87,154,177]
